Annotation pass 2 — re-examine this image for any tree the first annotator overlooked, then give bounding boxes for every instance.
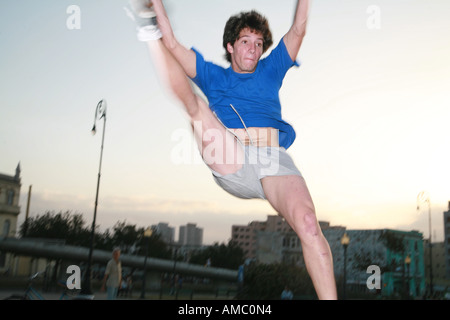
[110,221,142,253]
[18,212,171,258]
[135,226,172,259]
[19,211,92,247]
[379,230,407,272]
[353,248,384,272]
[236,262,315,300]
[189,241,244,269]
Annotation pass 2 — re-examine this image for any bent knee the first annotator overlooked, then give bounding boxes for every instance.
[296,211,321,241]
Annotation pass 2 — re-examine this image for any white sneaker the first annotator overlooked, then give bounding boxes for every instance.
[126,0,162,41]
[129,0,156,18]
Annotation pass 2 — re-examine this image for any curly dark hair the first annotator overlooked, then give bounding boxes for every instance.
[222,10,273,63]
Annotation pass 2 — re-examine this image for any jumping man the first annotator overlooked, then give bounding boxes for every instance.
[128,0,338,299]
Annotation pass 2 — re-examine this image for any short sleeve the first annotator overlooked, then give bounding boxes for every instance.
[263,39,300,81]
[190,47,210,96]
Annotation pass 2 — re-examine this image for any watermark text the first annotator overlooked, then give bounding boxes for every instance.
[66,265,81,289]
[366,265,381,290]
[66,5,81,30]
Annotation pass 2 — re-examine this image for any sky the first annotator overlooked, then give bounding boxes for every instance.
[1,0,450,245]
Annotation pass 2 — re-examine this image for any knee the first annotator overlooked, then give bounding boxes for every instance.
[296,210,321,242]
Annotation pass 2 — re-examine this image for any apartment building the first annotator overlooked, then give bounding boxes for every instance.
[0,164,21,273]
[444,202,450,279]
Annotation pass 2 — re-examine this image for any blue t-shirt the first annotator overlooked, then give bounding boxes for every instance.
[191,39,299,149]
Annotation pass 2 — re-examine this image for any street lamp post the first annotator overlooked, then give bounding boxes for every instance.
[417,191,433,297]
[405,254,411,299]
[81,99,107,296]
[171,248,178,296]
[140,227,153,299]
[341,232,350,300]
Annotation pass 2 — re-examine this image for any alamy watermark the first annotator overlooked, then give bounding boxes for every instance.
[367,5,381,30]
[66,5,81,30]
[366,265,381,290]
[170,121,281,175]
[66,265,81,289]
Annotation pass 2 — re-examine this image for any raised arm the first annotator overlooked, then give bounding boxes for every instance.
[152,0,197,78]
[283,0,310,62]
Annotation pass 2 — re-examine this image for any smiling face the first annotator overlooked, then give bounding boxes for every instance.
[227,28,264,74]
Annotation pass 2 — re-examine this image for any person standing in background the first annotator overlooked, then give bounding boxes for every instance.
[101,247,122,300]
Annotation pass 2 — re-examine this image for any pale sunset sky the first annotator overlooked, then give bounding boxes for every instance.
[1,0,449,244]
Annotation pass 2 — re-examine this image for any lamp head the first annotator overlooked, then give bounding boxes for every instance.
[91,99,106,134]
[417,191,430,204]
[144,227,153,237]
[341,233,350,246]
[405,255,411,265]
[97,99,107,119]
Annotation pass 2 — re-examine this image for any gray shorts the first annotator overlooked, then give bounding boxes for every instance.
[211,146,302,200]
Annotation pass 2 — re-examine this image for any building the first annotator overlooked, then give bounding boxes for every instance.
[282,228,426,298]
[0,164,22,273]
[342,229,426,298]
[178,223,203,247]
[232,215,426,298]
[444,202,450,279]
[231,215,338,263]
[231,215,292,261]
[431,242,447,285]
[419,201,450,296]
[152,222,175,244]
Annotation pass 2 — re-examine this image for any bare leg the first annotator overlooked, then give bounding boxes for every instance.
[146,40,244,175]
[261,175,338,300]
